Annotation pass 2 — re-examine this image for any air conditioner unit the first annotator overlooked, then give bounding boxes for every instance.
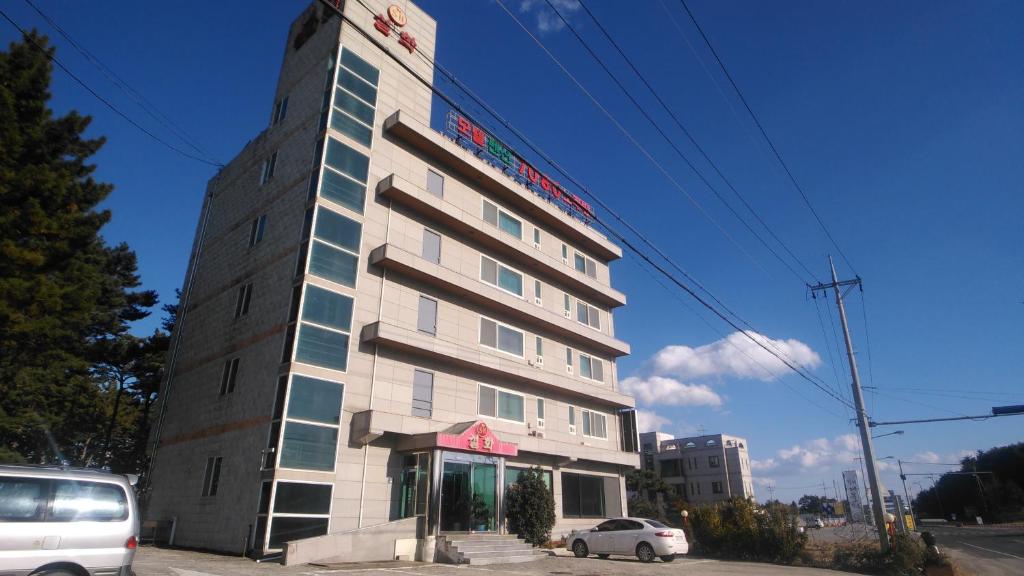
[562,258,568,265]
[563,310,571,318]
[534,242,541,250]
[569,425,576,434]
[566,365,574,375]
[534,297,542,306]
[535,430,545,438]
[535,356,544,366]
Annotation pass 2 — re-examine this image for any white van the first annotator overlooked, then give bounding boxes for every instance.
[0,465,139,576]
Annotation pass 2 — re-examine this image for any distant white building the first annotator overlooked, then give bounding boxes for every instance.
[639,432,755,504]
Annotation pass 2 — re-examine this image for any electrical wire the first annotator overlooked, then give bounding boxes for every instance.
[677,0,857,276]
[0,8,223,168]
[574,0,821,285]
[543,0,810,286]
[329,0,856,411]
[22,0,222,166]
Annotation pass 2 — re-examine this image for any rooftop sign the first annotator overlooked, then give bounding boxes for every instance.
[445,110,595,222]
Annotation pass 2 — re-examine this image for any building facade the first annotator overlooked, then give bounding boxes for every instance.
[144,0,638,562]
[640,432,755,504]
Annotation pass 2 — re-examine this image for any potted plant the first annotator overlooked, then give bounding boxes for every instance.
[472,493,491,532]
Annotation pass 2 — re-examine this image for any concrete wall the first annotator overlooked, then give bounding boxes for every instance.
[282,516,421,565]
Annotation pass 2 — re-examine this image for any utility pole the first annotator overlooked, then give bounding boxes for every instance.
[898,460,916,528]
[810,257,890,551]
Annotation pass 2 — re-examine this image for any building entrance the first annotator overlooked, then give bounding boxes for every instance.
[439,454,499,532]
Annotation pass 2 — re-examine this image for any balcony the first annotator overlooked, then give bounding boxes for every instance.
[383,111,622,262]
[368,243,629,358]
[360,321,634,409]
[377,174,626,309]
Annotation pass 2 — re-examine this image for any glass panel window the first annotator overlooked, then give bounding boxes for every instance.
[50,481,128,521]
[273,482,332,514]
[533,228,541,246]
[481,199,522,239]
[279,421,338,471]
[0,477,47,521]
[333,90,374,125]
[337,68,377,105]
[235,283,253,318]
[325,137,369,183]
[574,252,597,279]
[534,280,541,300]
[582,410,608,439]
[576,300,601,330]
[330,110,372,147]
[315,208,362,252]
[562,243,569,260]
[412,369,433,417]
[301,285,354,331]
[417,296,437,335]
[308,242,358,287]
[580,354,604,382]
[294,324,349,372]
[320,168,366,213]
[341,48,380,86]
[201,457,222,497]
[287,376,343,425]
[562,472,605,518]
[535,336,543,357]
[268,517,329,548]
[422,229,441,264]
[249,215,267,247]
[478,384,496,417]
[479,316,524,356]
[568,406,576,432]
[478,384,524,423]
[482,199,498,226]
[219,358,239,396]
[537,398,545,427]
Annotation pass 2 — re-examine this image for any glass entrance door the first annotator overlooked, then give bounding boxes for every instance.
[440,460,497,532]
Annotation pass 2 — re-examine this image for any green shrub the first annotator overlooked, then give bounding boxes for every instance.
[689,498,807,563]
[831,535,926,576]
[504,467,555,546]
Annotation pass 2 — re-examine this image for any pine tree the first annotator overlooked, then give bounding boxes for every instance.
[0,31,157,465]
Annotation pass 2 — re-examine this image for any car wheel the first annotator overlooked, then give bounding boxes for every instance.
[660,554,676,562]
[597,554,610,559]
[36,570,78,576]
[572,539,589,558]
[636,542,656,563]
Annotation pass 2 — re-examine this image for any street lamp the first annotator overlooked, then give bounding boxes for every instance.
[872,430,905,440]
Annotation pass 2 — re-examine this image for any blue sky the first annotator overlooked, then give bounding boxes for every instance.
[4,0,1021,504]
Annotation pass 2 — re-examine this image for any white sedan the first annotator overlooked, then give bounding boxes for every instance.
[570,517,688,563]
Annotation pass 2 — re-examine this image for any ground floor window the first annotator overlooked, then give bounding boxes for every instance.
[561,472,605,518]
[260,480,333,550]
[399,453,430,518]
[505,466,552,492]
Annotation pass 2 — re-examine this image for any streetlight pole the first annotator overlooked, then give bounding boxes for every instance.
[811,258,890,551]
[898,460,916,530]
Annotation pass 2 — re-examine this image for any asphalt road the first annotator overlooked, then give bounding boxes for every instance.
[923,524,1024,576]
[132,545,857,576]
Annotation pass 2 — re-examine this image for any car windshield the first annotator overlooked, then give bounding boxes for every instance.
[644,519,668,528]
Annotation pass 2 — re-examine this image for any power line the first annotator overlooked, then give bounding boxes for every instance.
[22,0,222,166]
[543,0,810,285]
[492,0,838,395]
[0,9,223,168]
[677,0,857,275]
[333,0,855,411]
[573,0,821,284]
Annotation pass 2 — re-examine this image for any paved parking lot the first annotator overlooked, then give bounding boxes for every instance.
[133,545,854,576]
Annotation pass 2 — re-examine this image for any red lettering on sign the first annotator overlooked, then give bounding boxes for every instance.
[398,31,417,53]
[472,126,485,147]
[540,177,551,192]
[374,14,391,36]
[457,116,471,137]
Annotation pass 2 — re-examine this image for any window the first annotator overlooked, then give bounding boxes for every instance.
[684,441,696,449]
[480,255,523,297]
[202,456,223,496]
[706,439,717,447]
[505,467,552,492]
[325,137,369,184]
[306,207,361,288]
[422,229,441,264]
[565,347,574,373]
[426,170,444,197]
[278,375,344,472]
[338,68,377,106]
[417,296,437,335]
[561,472,605,518]
[712,481,724,494]
[399,453,430,518]
[536,398,545,428]
[341,48,380,85]
[260,152,278,185]
[320,137,369,214]
[294,285,354,372]
[219,358,239,395]
[568,405,576,434]
[709,455,721,468]
[662,459,683,477]
[563,293,571,316]
[267,481,332,548]
[575,300,601,330]
[535,336,543,358]
[574,251,597,278]
[50,480,129,522]
[249,214,267,246]
[272,95,289,125]
[234,283,253,318]
[411,369,433,418]
[579,354,604,382]
[533,227,541,247]
[0,476,47,521]
[581,409,608,439]
[326,49,379,151]
[534,280,542,302]
[478,384,524,423]
[330,110,372,147]
[481,199,522,239]
[479,316,524,357]
[561,243,568,262]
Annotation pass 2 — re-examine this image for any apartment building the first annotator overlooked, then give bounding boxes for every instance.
[640,432,755,504]
[143,0,638,562]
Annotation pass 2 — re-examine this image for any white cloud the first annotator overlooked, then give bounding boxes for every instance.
[519,0,580,33]
[771,433,863,474]
[620,376,723,407]
[635,410,670,433]
[750,458,777,472]
[651,331,821,382]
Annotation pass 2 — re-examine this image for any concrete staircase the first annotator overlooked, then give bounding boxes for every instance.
[441,534,546,565]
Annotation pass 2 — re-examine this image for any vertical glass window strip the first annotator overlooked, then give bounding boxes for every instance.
[308,207,362,288]
[537,398,545,428]
[535,336,543,358]
[534,280,541,301]
[278,375,344,473]
[294,283,354,373]
[249,215,267,246]
[411,369,433,417]
[340,48,380,85]
[533,227,541,247]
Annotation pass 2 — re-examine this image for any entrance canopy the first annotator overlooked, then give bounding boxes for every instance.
[395,420,518,457]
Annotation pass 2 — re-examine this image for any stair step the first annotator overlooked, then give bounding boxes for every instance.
[450,539,525,546]
[453,542,530,549]
[460,548,536,558]
[463,552,545,565]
